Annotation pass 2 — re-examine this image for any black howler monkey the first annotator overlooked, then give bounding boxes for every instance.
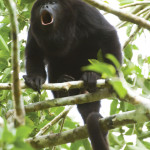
[23,0,122,149]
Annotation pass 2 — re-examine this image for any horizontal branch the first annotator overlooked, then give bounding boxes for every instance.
[25,83,150,113]
[6,79,150,117]
[84,0,150,30]
[26,109,150,149]
[24,87,111,112]
[0,79,106,90]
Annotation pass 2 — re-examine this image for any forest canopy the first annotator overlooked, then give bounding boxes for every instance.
[0,0,150,149]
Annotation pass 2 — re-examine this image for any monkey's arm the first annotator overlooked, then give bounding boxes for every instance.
[23,28,46,93]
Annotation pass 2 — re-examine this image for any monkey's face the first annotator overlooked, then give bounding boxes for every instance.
[31,0,64,30]
[40,2,54,26]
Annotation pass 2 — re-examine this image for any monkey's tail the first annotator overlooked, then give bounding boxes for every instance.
[86,112,109,150]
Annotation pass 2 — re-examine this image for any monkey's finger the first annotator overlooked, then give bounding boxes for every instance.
[35,77,42,94]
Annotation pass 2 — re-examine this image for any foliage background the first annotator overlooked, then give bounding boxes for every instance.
[0,0,150,149]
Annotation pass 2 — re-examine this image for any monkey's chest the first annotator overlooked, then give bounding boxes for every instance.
[48,48,97,79]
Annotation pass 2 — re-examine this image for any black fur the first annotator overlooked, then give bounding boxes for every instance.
[24,0,122,149]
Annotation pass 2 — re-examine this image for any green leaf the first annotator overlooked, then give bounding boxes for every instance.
[70,140,83,150]
[62,144,70,149]
[12,140,34,150]
[109,132,123,146]
[132,45,138,50]
[51,107,65,116]
[0,49,9,59]
[97,49,104,62]
[1,68,11,82]
[16,126,32,139]
[82,139,92,150]
[138,54,144,66]
[25,117,34,128]
[106,54,121,69]
[126,24,133,37]
[82,60,116,78]
[0,35,9,51]
[125,128,133,135]
[110,100,118,115]
[2,123,15,143]
[147,56,150,64]
[1,16,10,24]
[0,58,8,71]
[109,80,127,99]
[110,147,117,150]
[64,117,78,129]
[118,0,134,6]
[0,1,5,9]
[142,141,150,149]
[120,101,135,112]
[144,79,150,91]
[124,145,140,150]
[136,139,148,150]
[21,0,35,4]
[124,45,133,60]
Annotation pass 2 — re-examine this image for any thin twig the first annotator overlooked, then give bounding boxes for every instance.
[120,1,150,9]
[123,12,150,49]
[36,106,73,137]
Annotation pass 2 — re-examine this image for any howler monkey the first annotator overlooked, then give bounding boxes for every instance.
[24,0,122,149]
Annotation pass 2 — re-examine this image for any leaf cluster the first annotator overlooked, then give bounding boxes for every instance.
[1,0,150,149]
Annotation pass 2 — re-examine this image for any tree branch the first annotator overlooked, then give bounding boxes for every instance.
[120,1,150,9]
[123,26,141,49]
[0,79,106,90]
[26,109,150,149]
[5,78,150,116]
[83,0,150,30]
[4,0,25,126]
[24,87,111,112]
[117,6,150,28]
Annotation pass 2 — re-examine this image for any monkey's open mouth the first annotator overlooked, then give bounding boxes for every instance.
[41,10,53,25]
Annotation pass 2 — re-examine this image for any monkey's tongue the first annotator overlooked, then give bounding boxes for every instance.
[41,10,53,25]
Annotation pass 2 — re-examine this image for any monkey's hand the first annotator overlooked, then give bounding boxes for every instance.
[81,72,100,93]
[23,75,46,94]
